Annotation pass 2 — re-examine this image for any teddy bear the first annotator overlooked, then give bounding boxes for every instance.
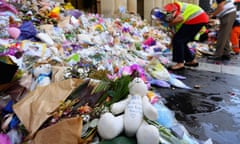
[97,77,160,144]
[30,63,52,91]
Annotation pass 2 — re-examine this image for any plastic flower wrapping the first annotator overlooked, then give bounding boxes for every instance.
[0,0,213,144]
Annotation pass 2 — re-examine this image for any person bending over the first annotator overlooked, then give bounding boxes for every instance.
[163,1,209,70]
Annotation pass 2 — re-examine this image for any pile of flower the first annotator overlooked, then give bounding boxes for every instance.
[0,0,211,144]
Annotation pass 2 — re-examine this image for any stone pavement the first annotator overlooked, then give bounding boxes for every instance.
[187,54,240,76]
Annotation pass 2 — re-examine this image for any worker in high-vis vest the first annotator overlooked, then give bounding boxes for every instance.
[163,1,209,71]
[230,11,240,54]
[230,0,240,54]
[208,0,236,60]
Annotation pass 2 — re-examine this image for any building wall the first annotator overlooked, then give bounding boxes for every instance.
[144,0,199,22]
[96,0,199,21]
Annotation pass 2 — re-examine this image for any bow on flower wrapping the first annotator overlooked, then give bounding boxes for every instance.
[12,78,84,138]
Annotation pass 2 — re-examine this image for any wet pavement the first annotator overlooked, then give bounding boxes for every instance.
[157,54,240,144]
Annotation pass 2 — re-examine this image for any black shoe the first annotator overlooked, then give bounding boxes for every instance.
[222,55,231,60]
[184,62,199,67]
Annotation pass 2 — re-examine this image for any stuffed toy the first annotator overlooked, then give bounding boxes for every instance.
[30,63,52,91]
[97,77,160,144]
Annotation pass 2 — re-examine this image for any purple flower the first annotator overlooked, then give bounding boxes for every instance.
[0,133,11,144]
[67,10,82,18]
[130,64,144,74]
[71,44,82,52]
[122,27,130,33]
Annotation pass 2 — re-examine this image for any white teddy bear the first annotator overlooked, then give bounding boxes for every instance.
[97,77,160,144]
[30,63,52,91]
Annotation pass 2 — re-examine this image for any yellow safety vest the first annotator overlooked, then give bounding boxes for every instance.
[175,1,203,32]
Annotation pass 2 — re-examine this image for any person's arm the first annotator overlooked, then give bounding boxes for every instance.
[210,1,225,18]
[168,14,184,26]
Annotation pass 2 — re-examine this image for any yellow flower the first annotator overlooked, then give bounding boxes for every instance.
[49,7,61,19]
[93,24,104,32]
[147,91,155,100]
[64,2,75,10]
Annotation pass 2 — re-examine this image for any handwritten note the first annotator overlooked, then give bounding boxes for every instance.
[126,95,143,119]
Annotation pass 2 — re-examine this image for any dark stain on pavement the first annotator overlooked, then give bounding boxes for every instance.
[157,69,240,144]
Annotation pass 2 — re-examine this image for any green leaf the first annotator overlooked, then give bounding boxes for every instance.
[146,120,189,144]
[107,75,132,106]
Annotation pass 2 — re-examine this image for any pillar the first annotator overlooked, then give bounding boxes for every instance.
[100,0,115,17]
[128,0,137,14]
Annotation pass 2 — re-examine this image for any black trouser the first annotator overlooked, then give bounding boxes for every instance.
[172,23,206,63]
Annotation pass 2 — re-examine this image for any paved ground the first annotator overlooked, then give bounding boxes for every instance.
[190,54,240,76]
[158,54,240,144]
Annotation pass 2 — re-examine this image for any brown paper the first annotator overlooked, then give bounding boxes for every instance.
[13,78,84,137]
[33,117,82,144]
[0,81,16,92]
[51,66,68,83]
[19,72,33,90]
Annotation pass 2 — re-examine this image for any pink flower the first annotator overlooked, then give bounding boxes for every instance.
[107,73,118,80]
[121,66,132,76]
[0,133,11,144]
[143,37,156,46]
